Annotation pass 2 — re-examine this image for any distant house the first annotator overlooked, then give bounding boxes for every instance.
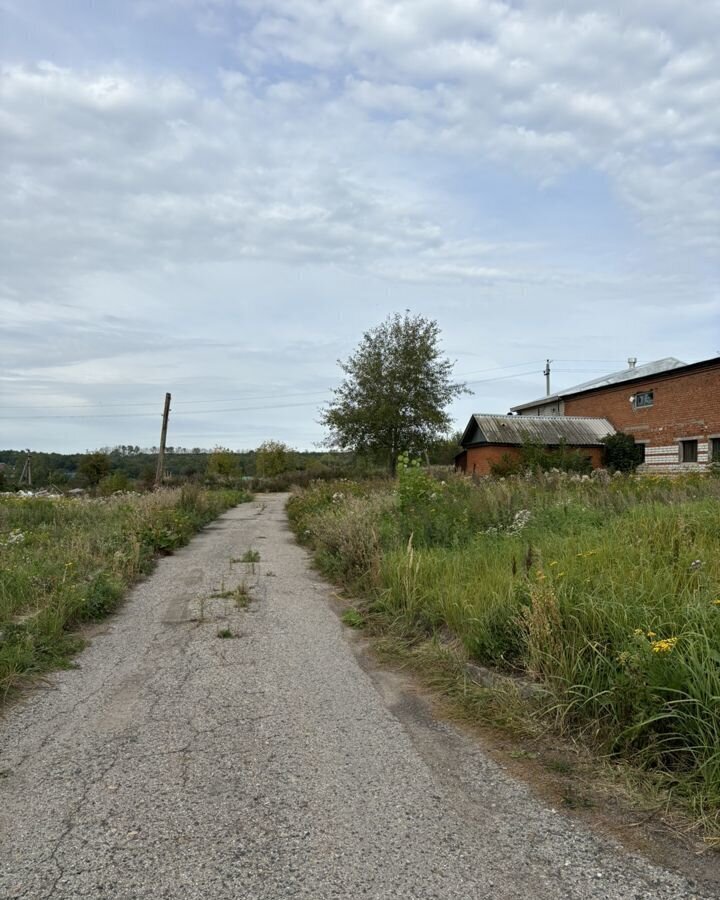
[511,356,720,473]
[455,414,614,476]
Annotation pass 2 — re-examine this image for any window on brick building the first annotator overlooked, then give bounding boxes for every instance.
[711,438,720,462]
[680,440,698,463]
[633,391,653,409]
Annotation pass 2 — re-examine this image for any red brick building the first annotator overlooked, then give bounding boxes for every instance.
[511,356,720,473]
[455,414,613,476]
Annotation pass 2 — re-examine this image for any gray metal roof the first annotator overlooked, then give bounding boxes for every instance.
[511,357,686,411]
[461,414,615,448]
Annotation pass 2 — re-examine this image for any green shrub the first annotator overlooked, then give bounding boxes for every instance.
[601,432,645,472]
[490,439,592,477]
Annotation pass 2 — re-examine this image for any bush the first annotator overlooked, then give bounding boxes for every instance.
[601,432,645,472]
[97,471,131,495]
[490,439,592,477]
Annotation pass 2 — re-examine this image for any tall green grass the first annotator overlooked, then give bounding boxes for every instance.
[0,486,249,695]
[288,469,720,831]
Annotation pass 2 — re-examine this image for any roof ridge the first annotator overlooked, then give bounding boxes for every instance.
[511,356,689,411]
[472,413,612,421]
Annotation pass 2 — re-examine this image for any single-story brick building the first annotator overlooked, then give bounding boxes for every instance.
[455,414,614,476]
[511,356,720,473]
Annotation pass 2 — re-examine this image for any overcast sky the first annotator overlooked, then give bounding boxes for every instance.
[2,1,718,452]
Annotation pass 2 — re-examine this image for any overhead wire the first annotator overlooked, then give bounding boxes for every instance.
[0,359,551,412]
[0,359,632,422]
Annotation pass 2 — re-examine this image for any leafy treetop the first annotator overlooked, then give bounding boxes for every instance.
[321,312,466,473]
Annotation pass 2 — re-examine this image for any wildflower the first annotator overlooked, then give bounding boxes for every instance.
[646,631,656,638]
[713,599,720,606]
[689,559,703,572]
[650,637,678,654]
[633,628,644,637]
[507,509,532,534]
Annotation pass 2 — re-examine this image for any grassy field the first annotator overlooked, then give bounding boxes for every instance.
[0,486,249,696]
[288,465,720,838]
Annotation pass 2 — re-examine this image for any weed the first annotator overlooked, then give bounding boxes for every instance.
[560,789,595,810]
[197,597,206,623]
[544,758,574,775]
[233,583,251,608]
[216,628,235,639]
[241,549,261,563]
[508,749,539,760]
[341,608,366,629]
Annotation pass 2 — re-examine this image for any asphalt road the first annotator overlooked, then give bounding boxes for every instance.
[0,494,715,899]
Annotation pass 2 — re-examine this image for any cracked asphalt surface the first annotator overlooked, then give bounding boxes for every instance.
[0,493,715,899]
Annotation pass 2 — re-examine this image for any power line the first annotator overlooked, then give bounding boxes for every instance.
[0,359,551,412]
[0,358,635,423]
[0,367,549,421]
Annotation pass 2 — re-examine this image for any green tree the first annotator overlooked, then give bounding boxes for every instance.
[321,312,466,474]
[207,447,238,479]
[78,452,112,486]
[255,440,292,477]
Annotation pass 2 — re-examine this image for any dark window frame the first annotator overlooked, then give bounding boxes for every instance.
[679,439,698,463]
[633,390,654,409]
[710,437,720,463]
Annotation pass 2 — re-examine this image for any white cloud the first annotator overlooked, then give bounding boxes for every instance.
[211,0,720,250]
[1,1,718,451]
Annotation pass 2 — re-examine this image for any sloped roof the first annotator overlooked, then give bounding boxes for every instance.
[461,414,615,448]
[511,357,686,412]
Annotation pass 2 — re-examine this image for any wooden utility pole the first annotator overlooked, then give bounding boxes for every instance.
[18,452,32,488]
[155,393,172,487]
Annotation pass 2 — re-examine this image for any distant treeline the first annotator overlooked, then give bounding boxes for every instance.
[0,435,462,492]
[0,447,343,490]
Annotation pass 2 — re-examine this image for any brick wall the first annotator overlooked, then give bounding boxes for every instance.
[457,444,604,476]
[563,361,720,472]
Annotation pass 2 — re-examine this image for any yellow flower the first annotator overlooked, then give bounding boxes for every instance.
[713,599,720,606]
[646,631,656,638]
[650,637,678,654]
[633,628,644,637]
